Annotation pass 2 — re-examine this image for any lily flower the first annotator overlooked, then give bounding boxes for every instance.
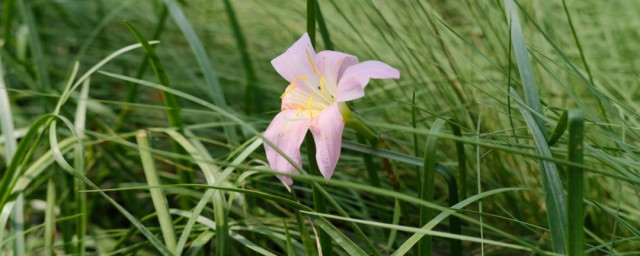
[264,33,400,185]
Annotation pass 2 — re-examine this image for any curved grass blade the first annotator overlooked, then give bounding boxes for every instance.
[48,117,174,255]
[89,175,543,254]
[0,114,55,209]
[306,214,368,256]
[305,211,535,253]
[171,209,278,256]
[567,109,584,256]
[392,187,528,256]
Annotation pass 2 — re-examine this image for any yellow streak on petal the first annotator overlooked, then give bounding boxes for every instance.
[306,49,319,75]
[306,95,315,117]
[320,76,325,94]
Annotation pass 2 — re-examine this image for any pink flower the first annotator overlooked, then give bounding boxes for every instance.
[264,33,400,185]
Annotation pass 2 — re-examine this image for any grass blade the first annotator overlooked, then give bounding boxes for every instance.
[449,120,466,199]
[222,0,260,114]
[436,164,462,256]
[418,118,446,256]
[124,20,193,208]
[305,214,368,256]
[73,78,89,255]
[44,178,56,256]
[305,136,332,255]
[548,110,568,147]
[162,0,239,147]
[136,130,177,252]
[0,55,23,255]
[504,0,545,135]
[184,231,215,256]
[567,109,584,256]
[511,90,567,253]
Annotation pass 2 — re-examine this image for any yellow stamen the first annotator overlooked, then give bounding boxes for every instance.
[280,76,307,98]
[280,85,296,98]
[306,49,319,75]
[320,76,326,94]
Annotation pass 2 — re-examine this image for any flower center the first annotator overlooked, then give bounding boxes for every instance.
[279,50,336,118]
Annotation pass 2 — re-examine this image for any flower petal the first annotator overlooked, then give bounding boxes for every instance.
[316,51,358,94]
[263,110,310,185]
[271,33,320,83]
[309,103,345,179]
[335,60,400,102]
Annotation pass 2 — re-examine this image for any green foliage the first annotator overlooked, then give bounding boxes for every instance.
[0,0,638,255]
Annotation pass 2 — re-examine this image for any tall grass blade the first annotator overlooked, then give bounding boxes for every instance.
[511,90,567,253]
[418,118,446,256]
[44,178,56,256]
[561,0,605,120]
[222,0,260,114]
[124,20,193,207]
[436,164,462,256]
[504,0,545,135]
[136,130,177,252]
[73,78,90,255]
[567,109,584,256]
[162,0,239,146]
[449,120,466,199]
[18,0,51,95]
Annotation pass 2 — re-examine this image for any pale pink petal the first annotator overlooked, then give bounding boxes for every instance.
[335,61,400,102]
[271,33,320,84]
[309,103,345,179]
[316,51,358,94]
[264,110,310,185]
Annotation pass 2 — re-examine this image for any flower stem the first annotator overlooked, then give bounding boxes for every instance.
[339,102,378,145]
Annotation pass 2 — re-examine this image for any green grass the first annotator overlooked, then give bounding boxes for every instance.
[1,0,640,255]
